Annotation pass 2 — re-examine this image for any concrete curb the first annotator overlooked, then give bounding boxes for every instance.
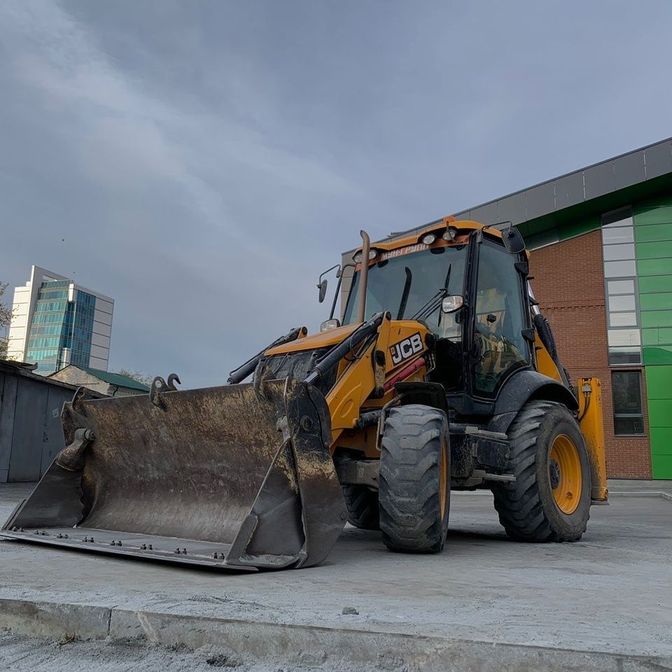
[1,597,670,672]
[449,490,672,502]
[609,491,672,502]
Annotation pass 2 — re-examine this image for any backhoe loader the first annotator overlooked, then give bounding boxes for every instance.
[2,218,607,570]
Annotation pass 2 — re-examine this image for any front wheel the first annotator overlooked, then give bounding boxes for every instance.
[379,405,450,553]
[492,400,591,542]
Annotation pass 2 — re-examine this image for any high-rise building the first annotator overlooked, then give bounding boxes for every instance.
[7,266,114,375]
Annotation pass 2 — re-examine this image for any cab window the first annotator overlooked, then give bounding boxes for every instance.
[343,246,467,332]
[473,241,530,396]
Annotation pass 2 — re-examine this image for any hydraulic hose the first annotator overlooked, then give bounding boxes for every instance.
[304,312,386,386]
[228,326,306,384]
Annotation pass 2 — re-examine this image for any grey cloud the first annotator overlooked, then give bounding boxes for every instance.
[1,0,672,386]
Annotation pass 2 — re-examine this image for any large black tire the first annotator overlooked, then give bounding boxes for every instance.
[492,400,591,542]
[342,485,380,530]
[379,405,450,553]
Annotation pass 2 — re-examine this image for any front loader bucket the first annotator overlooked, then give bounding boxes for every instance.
[1,380,347,571]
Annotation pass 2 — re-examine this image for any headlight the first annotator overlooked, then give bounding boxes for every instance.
[421,233,436,245]
[353,249,378,263]
[320,319,341,332]
[442,227,457,241]
[441,295,464,313]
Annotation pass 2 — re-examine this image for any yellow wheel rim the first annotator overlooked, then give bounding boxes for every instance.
[549,434,582,515]
[439,438,448,519]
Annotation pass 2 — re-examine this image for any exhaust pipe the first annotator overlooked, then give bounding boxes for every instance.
[356,230,371,323]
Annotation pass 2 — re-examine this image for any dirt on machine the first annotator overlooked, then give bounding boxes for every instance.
[2,217,608,570]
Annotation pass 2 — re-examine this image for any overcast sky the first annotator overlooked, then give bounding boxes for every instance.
[1,0,672,387]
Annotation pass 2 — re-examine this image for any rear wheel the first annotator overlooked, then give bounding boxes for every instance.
[492,400,591,542]
[342,485,380,530]
[379,405,450,553]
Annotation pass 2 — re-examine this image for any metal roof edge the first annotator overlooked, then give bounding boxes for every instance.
[382,136,672,242]
[453,136,672,218]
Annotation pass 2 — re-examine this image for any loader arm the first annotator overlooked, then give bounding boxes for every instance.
[324,315,430,453]
[263,312,432,456]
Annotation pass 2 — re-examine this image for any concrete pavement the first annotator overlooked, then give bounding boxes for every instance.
[1,482,671,671]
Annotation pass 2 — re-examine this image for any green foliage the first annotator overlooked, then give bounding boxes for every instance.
[0,282,12,359]
[116,369,154,387]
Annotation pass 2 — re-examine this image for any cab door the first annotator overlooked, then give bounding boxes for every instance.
[470,239,532,397]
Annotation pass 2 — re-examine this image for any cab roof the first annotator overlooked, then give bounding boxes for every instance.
[349,217,516,266]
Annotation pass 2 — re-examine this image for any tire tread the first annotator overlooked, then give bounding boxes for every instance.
[379,405,449,553]
[492,400,590,542]
[342,485,379,530]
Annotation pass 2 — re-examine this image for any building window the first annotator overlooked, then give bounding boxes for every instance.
[612,371,645,435]
[601,209,641,365]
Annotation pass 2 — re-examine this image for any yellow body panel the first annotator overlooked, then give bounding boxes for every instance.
[265,313,431,456]
[265,315,431,456]
[266,323,358,355]
[533,333,562,382]
[325,317,430,454]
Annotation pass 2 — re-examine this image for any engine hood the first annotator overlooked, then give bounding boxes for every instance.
[265,323,360,356]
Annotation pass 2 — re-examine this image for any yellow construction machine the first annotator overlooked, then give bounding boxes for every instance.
[2,218,607,570]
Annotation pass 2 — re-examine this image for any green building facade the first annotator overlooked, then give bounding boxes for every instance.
[635,197,672,478]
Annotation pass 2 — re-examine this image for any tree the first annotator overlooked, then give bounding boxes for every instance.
[0,282,13,359]
[117,369,154,387]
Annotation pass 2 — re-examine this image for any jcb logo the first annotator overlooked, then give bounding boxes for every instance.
[389,332,424,365]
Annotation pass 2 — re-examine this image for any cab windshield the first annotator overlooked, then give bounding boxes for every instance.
[343,245,467,332]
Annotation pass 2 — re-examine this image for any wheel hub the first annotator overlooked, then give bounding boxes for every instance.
[549,460,561,489]
[549,434,582,515]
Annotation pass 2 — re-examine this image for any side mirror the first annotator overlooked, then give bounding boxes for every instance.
[502,226,526,255]
[317,264,341,304]
[318,279,328,303]
[441,295,464,313]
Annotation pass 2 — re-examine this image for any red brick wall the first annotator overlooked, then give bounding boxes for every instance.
[529,230,651,479]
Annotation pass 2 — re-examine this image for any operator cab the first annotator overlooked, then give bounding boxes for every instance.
[340,223,533,403]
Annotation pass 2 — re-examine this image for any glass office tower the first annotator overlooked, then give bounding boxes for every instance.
[7,267,114,375]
